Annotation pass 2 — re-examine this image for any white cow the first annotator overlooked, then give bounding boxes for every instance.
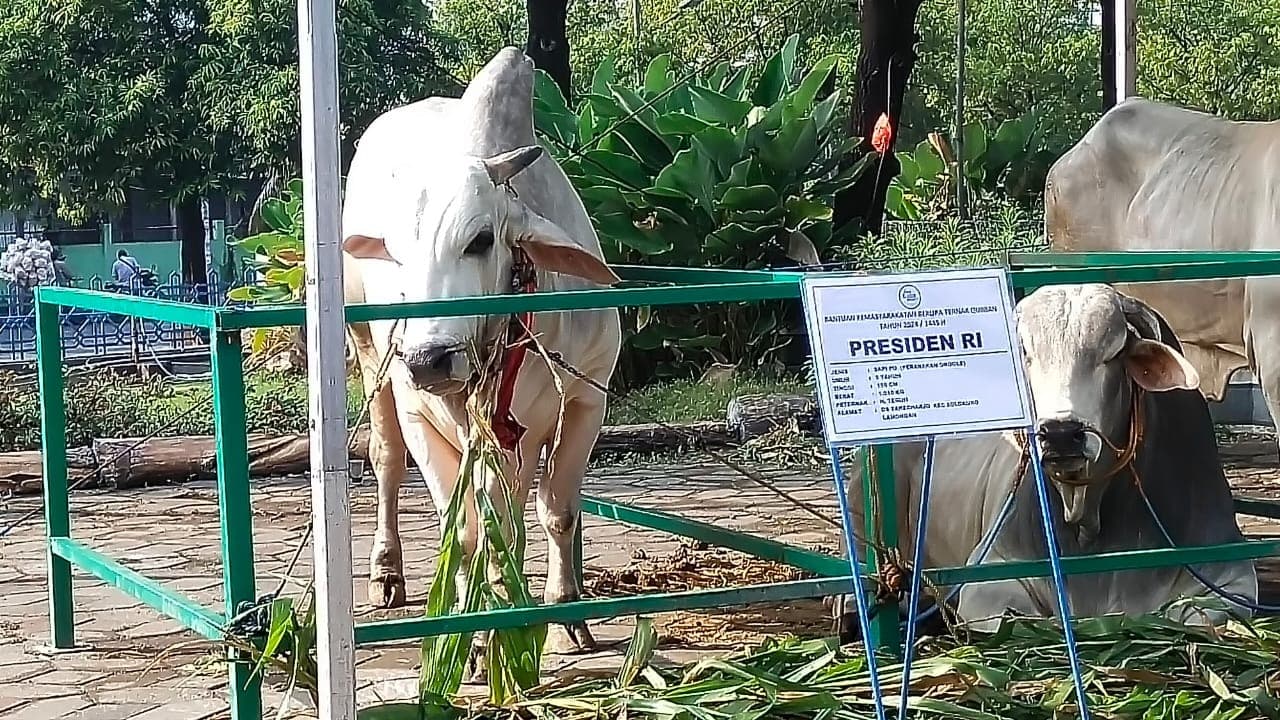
[340,47,623,660]
[1045,97,1280,432]
[834,285,1256,634]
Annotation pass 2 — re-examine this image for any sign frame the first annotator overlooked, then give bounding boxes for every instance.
[799,265,1034,448]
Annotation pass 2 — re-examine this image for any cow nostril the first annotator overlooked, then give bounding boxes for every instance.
[403,344,459,382]
[425,347,452,372]
[1039,419,1087,451]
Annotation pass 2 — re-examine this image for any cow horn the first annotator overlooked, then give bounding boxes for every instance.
[1118,294,1164,342]
[483,146,544,186]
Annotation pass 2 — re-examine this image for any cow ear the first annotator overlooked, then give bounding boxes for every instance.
[343,234,398,263]
[516,211,620,286]
[1125,338,1199,392]
[484,146,544,186]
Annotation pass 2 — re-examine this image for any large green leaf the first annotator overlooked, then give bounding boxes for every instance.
[961,121,988,163]
[651,147,715,214]
[581,150,651,190]
[811,91,842,133]
[752,33,800,106]
[596,212,673,256]
[987,116,1031,168]
[578,102,600,146]
[690,126,740,178]
[578,183,642,212]
[759,117,818,175]
[788,55,840,113]
[784,195,833,227]
[260,198,291,232]
[585,92,626,124]
[654,112,713,136]
[533,70,578,148]
[591,55,617,97]
[721,65,753,101]
[611,85,676,153]
[720,185,780,212]
[914,140,945,179]
[643,54,674,97]
[705,61,732,90]
[706,222,774,255]
[610,121,676,171]
[688,86,753,126]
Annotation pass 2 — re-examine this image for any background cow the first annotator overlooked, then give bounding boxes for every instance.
[340,47,623,661]
[835,284,1256,632]
[1045,97,1280,441]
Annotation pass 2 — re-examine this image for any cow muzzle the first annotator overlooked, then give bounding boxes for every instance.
[401,341,470,394]
[1036,418,1089,476]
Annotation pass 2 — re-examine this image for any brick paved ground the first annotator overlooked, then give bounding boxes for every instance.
[3,443,1279,720]
[0,460,841,719]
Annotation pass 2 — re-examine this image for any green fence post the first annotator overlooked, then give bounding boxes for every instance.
[211,328,262,720]
[860,445,902,656]
[37,296,75,649]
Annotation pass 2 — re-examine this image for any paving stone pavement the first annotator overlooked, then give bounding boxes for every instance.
[0,459,843,719]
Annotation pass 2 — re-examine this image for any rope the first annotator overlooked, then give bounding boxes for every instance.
[0,348,277,539]
[1105,388,1280,615]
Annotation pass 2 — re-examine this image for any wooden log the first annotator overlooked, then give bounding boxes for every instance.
[0,446,100,496]
[726,393,820,442]
[0,421,730,496]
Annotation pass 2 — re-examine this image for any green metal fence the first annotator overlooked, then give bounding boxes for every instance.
[35,254,1280,719]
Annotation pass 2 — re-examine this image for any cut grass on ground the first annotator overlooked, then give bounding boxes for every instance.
[605,373,811,426]
[0,369,811,454]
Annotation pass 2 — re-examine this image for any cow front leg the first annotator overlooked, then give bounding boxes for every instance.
[365,372,410,608]
[539,398,602,654]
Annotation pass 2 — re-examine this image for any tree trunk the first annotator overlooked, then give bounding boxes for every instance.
[832,0,926,239]
[1101,0,1117,110]
[526,0,572,103]
[176,195,207,284]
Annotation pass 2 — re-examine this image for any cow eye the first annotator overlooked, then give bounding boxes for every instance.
[464,229,495,256]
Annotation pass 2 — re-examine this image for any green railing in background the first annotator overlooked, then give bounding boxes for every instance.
[35,253,1280,720]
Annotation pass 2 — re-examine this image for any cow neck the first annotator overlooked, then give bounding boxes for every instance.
[1098,386,1145,482]
[491,245,538,454]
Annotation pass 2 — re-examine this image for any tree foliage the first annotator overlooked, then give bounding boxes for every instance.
[0,0,460,225]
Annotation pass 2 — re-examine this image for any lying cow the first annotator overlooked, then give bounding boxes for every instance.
[1046,97,1280,438]
[836,284,1256,632]
[340,47,622,660]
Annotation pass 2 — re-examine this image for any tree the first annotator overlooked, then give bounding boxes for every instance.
[832,0,926,237]
[434,0,858,107]
[526,0,572,101]
[0,0,459,282]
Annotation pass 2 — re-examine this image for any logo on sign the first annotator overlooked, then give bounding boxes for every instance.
[898,284,921,309]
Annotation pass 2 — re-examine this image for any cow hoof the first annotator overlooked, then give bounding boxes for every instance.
[367,573,406,609]
[466,642,488,684]
[545,622,596,655]
[836,612,861,645]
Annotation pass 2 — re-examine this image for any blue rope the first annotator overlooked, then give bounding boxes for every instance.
[903,487,1017,628]
[1137,489,1280,614]
[897,436,936,720]
[830,450,888,720]
[1027,429,1093,720]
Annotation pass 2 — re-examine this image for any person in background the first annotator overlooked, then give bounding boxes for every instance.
[111,249,141,286]
[52,247,74,285]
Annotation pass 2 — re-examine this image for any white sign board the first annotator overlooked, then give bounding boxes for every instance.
[800,267,1033,445]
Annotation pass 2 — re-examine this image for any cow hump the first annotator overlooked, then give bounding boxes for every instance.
[457,47,538,157]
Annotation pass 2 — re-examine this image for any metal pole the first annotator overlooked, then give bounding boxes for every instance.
[1114,0,1137,100]
[297,0,356,717]
[954,0,967,215]
[633,0,643,83]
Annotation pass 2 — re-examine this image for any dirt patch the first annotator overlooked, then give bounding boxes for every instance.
[584,539,833,650]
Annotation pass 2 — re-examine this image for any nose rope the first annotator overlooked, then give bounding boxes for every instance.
[1099,388,1145,481]
[1032,389,1146,488]
[491,244,538,455]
